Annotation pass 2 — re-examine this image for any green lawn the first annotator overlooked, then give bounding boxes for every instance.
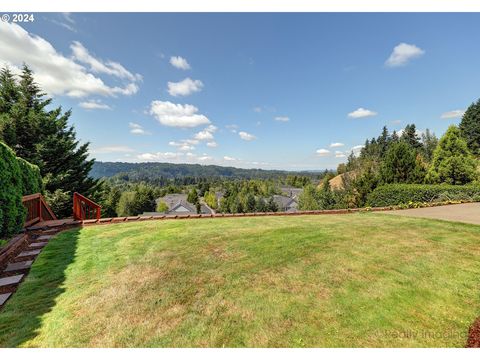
[1,213,480,347]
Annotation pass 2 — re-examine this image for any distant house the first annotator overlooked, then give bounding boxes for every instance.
[273,195,298,212]
[280,186,303,200]
[155,194,213,215]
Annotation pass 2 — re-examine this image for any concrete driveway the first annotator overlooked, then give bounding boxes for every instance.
[383,202,480,225]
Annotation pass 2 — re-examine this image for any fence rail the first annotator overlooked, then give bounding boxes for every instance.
[73,192,101,221]
[22,193,57,227]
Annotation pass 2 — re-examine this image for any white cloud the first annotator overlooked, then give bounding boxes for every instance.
[274,116,290,122]
[348,107,378,119]
[194,129,214,141]
[71,41,142,82]
[223,156,236,161]
[49,13,77,32]
[138,152,180,161]
[351,145,364,155]
[193,124,218,142]
[91,146,135,154]
[198,155,213,161]
[167,78,204,97]
[441,109,465,119]
[330,142,344,148]
[149,100,210,128]
[137,151,216,164]
[0,22,140,98]
[239,131,257,141]
[385,43,425,67]
[78,99,111,110]
[170,56,191,70]
[335,151,346,158]
[129,122,150,135]
[391,119,402,125]
[168,141,195,151]
[253,106,262,113]
[316,149,331,156]
[206,141,218,148]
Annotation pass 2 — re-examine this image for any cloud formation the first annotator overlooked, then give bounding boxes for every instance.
[129,122,150,135]
[330,142,344,148]
[239,131,257,141]
[149,101,210,128]
[0,22,141,98]
[274,116,290,122]
[441,109,465,119]
[348,108,378,119]
[79,99,111,110]
[167,78,204,97]
[316,149,330,156]
[385,43,425,67]
[170,56,191,70]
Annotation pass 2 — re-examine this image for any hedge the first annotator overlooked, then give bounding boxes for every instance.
[0,142,25,239]
[0,141,43,239]
[17,157,43,195]
[366,183,480,207]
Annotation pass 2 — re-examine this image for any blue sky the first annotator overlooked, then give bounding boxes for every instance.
[1,13,479,170]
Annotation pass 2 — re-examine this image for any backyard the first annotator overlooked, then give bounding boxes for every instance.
[1,213,480,347]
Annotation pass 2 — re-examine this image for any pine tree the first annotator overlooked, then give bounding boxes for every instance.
[426,125,478,184]
[377,126,390,156]
[421,129,438,163]
[267,196,278,212]
[187,188,199,204]
[246,193,256,212]
[380,141,417,184]
[298,184,320,210]
[401,124,422,150]
[459,98,480,156]
[0,65,99,217]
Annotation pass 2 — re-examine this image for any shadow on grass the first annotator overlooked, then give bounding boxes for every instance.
[0,227,80,347]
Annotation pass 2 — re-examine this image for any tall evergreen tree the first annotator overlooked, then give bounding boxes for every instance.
[400,124,422,150]
[377,125,390,156]
[421,129,438,163]
[426,125,478,185]
[380,141,417,184]
[459,98,480,156]
[0,65,99,217]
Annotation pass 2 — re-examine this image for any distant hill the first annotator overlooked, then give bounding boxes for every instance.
[90,161,326,181]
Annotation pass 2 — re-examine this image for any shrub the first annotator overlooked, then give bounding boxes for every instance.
[17,157,43,195]
[156,201,169,213]
[366,183,480,207]
[44,189,72,218]
[0,142,25,238]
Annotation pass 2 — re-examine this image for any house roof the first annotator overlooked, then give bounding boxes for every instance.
[280,187,303,199]
[157,194,213,215]
[273,195,297,208]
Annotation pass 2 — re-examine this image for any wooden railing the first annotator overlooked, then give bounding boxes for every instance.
[22,193,57,227]
[73,192,101,221]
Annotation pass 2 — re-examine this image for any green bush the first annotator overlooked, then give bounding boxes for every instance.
[366,183,480,207]
[17,157,43,195]
[0,142,25,238]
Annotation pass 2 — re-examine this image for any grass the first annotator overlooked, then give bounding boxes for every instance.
[1,213,480,347]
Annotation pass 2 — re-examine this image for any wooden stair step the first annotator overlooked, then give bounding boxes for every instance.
[17,249,42,257]
[29,242,48,248]
[0,275,23,287]
[0,292,12,306]
[36,235,53,241]
[5,261,33,272]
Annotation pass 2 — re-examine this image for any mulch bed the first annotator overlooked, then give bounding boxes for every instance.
[466,317,480,347]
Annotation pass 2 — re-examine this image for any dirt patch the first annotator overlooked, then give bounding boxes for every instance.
[466,317,480,347]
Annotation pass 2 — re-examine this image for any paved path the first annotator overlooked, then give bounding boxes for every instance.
[383,202,480,225]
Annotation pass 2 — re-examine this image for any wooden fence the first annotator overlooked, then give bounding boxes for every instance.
[73,192,101,221]
[22,193,57,228]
